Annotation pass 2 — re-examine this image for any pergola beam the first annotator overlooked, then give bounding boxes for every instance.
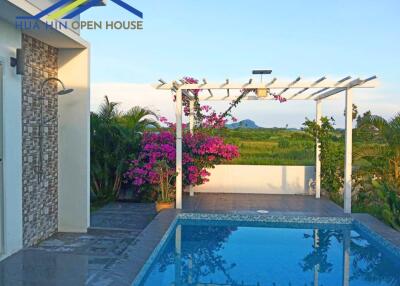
[314,76,377,101]
[153,80,376,91]
[155,76,377,102]
[197,96,315,101]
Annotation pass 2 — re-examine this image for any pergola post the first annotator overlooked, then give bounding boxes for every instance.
[342,229,351,286]
[315,100,322,198]
[175,225,182,285]
[313,229,320,286]
[344,88,352,213]
[175,89,183,209]
[189,100,195,197]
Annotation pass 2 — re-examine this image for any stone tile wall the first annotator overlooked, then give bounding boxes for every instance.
[22,34,58,246]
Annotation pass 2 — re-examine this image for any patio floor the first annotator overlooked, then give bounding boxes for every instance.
[183,193,346,216]
[0,194,360,286]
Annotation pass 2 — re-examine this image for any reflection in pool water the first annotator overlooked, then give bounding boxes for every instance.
[139,221,400,286]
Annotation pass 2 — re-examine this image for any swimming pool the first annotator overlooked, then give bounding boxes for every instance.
[134,215,400,286]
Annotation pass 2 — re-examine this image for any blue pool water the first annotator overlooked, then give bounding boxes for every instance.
[138,220,400,286]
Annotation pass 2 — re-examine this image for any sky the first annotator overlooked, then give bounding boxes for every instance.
[82,0,400,128]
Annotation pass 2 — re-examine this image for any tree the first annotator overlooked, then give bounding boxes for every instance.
[303,117,344,202]
[356,113,400,184]
[90,96,159,201]
[343,103,358,121]
[356,110,372,128]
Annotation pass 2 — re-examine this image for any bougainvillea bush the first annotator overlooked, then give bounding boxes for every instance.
[124,77,241,201]
[124,119,239,200]
[124,128,239,199]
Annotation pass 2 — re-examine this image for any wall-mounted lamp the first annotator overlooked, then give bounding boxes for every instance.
[10,48,24,75]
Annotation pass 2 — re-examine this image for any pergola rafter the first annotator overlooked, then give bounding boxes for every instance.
[315,76,377,100]
[156,76,376,102]
[288,76,327,100]
[153,75,378,213]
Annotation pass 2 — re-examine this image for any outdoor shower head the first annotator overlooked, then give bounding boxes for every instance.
[57,88,74,95]
[40,77,74,97]
[37,77,74,183]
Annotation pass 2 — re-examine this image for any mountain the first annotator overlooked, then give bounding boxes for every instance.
[226,119,260,129]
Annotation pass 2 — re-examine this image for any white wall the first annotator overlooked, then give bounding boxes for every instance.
[0,19,23,260]
[193,165,316,195]
[58,48,90,232]
[0,2,90,261]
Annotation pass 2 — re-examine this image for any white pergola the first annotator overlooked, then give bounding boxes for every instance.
[153,75,378,213]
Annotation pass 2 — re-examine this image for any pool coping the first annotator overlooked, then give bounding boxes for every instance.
[129,211,400,286]
[352,213,400,257]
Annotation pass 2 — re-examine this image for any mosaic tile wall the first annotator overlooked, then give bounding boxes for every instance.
[22,34,59,247]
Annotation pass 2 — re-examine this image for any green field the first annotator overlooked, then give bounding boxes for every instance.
[216,128,377,167]
[216,128,316,165]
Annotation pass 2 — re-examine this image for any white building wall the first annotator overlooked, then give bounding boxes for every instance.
[0,0,90,261]
[193,165,316,195]
[0,19,23,260]
[58,48,90,232]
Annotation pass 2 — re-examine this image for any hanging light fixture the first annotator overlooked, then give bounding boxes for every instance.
[256,87,269,97]
[252,69,272,98]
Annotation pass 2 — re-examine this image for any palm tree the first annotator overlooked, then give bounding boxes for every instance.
[90,96,159,201]
[356,112,400,185]
[355,112,400,229]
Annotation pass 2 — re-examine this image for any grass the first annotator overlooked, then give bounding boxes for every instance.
[216,128,316,165]
[215,128,379,166]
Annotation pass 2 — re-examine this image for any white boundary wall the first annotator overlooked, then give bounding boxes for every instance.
[192,165,315,195]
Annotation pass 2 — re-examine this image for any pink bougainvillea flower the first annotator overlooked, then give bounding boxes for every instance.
[124,77,241,194]
[124,128,239,192]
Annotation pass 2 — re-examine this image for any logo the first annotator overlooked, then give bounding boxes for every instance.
[16,0,143,31]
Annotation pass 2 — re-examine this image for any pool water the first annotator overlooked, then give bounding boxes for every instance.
[138,220,400,286]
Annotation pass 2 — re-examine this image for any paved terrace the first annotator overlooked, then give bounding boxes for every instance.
[184,193,345,216]
[0,194,396,286]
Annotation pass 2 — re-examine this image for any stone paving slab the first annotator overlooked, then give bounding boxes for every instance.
[0,249,96,286]
[183,193,346,216]
[89,209,178,286]
[90,202,157,231]
[31,229,138,257]
[0,202,158,286]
